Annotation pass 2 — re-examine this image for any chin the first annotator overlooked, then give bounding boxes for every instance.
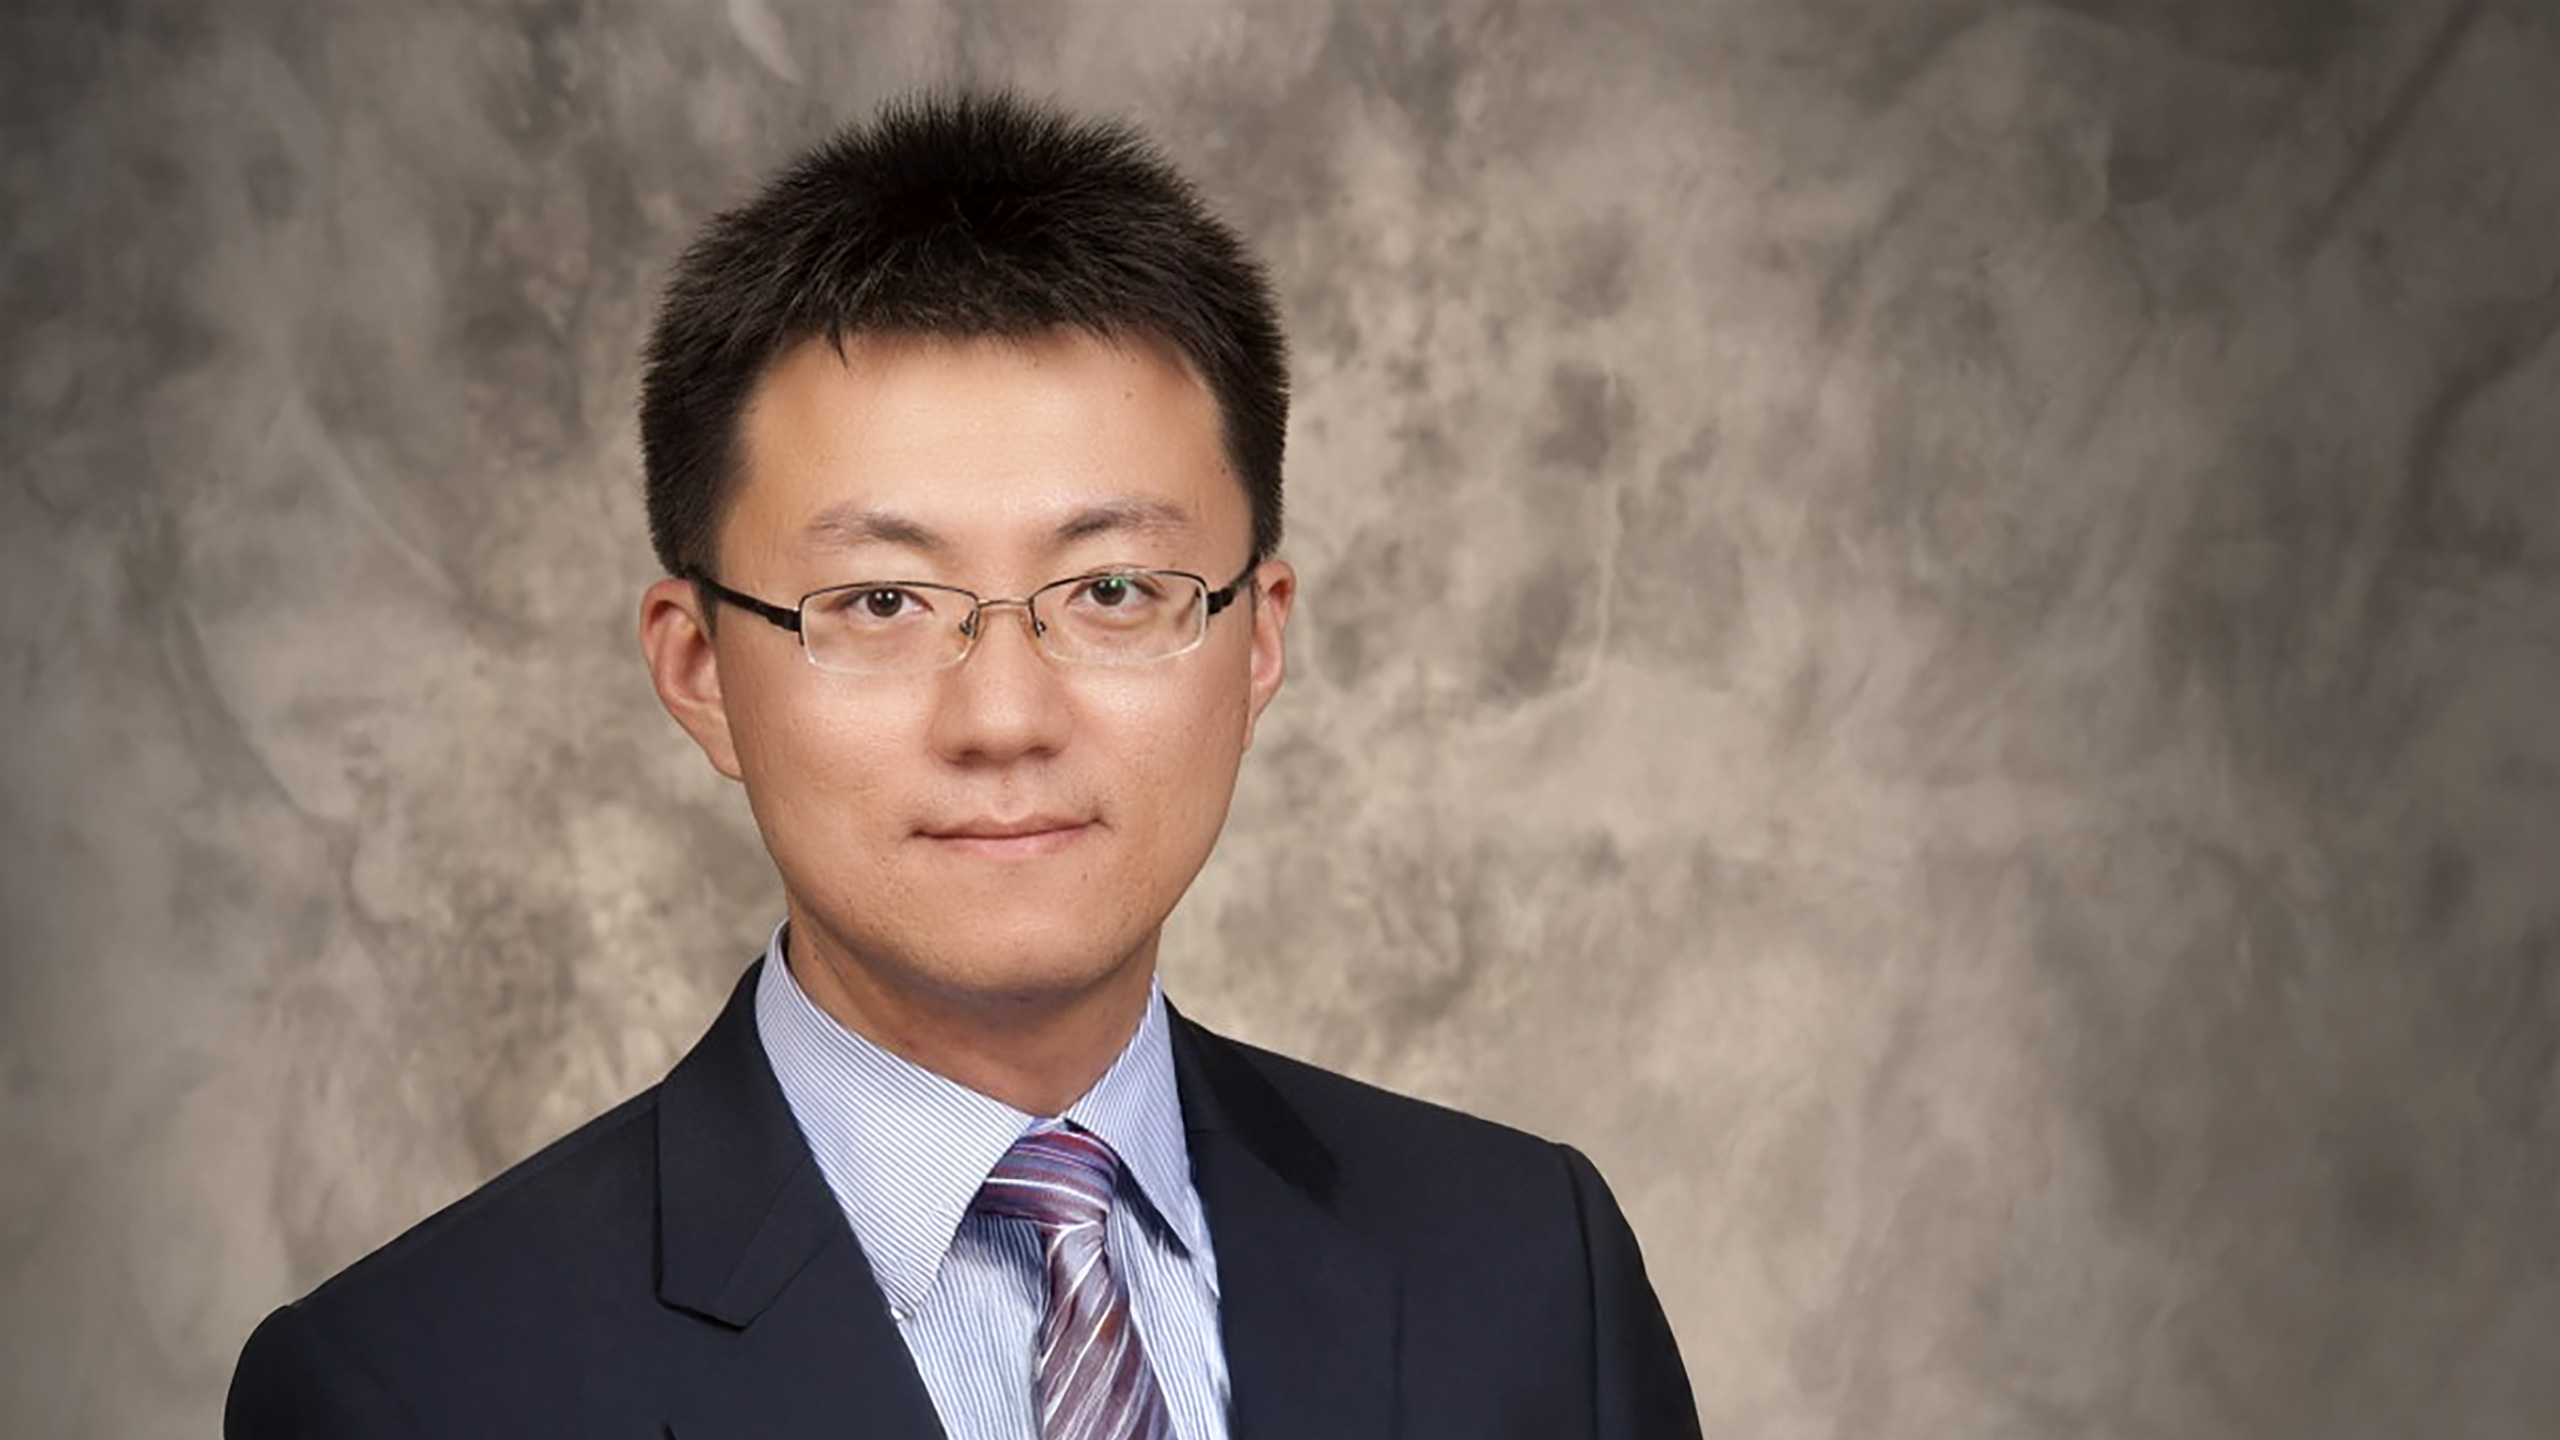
[939,933,1151,1008]
[791,881,1165,1018]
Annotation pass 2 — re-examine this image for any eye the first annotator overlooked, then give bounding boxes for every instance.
[1073,572,1165,608]
[812,585,936,624]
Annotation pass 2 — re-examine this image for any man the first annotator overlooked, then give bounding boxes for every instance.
[227,91,1700,1439]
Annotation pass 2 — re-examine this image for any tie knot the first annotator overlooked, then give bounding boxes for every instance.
[974,1125,1120,1232]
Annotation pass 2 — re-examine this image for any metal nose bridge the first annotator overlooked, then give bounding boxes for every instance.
[956,594,1050,656]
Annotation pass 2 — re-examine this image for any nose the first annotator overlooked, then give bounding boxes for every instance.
[925,598,1071,764]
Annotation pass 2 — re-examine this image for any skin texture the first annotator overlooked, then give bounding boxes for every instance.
[640,329,1294,1115]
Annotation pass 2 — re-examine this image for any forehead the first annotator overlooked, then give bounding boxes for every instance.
[723,329,1243,575]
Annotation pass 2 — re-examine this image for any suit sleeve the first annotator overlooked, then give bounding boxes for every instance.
[1558,1144,1704,1440]
[226,1303,422,1440]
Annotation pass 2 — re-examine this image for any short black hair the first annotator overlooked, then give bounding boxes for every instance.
[639,90,1288,583]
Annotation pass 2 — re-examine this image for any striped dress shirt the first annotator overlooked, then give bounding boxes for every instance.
[754,928,1231,1440]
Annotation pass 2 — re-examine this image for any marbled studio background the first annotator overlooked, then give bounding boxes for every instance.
[5,0,2558,1436]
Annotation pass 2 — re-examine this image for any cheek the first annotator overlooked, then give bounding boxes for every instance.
[729,675,913,831]
[1096,675,1252,842]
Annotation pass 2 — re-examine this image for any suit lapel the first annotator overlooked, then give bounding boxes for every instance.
[1172,1012,1400,1439]
[655,963,946,1440]
[648,974,1400,1437]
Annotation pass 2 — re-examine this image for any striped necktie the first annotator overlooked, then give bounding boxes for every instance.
[973,1125,1177,1440]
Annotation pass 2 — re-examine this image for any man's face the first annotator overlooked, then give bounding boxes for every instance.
[642,329,1291,1047]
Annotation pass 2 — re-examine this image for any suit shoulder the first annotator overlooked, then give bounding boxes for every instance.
[1182,1020,1568,1174]
[293,1083,664,1314]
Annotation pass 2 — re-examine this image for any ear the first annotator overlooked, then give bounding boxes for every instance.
[639,576,744,781]
[1241,558,1294,750]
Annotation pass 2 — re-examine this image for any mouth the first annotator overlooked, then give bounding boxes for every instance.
[921,815,1096,859]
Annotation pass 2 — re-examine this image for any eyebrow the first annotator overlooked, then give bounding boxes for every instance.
[801,497,1199,555]
[804,504,945,553]
[1048,497,1198,545]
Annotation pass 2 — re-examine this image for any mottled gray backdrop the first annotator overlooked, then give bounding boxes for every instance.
[6,0,2558,1436]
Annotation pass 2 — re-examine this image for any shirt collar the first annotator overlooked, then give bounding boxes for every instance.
[752,923,1211,1317]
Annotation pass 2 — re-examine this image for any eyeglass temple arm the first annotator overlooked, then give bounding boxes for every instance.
[1204,561,1261,617]
[688,574,805,634]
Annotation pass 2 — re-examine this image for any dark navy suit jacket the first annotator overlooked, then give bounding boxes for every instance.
[226,963,1702,1438]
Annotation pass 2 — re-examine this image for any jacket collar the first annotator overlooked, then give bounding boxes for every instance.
[655,961,946,1440]
[1170,1007,1402,1438]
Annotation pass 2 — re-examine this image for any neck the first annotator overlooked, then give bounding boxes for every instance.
[779,919,1159,1116]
